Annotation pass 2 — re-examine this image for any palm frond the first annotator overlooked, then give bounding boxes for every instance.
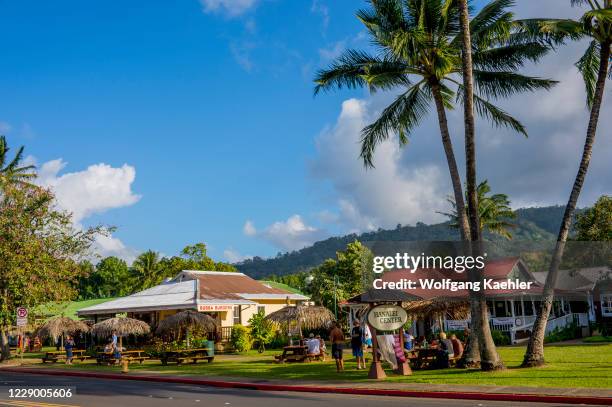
[473,42,550,70]
[360,82,430,167]
[576,40,601,107]
[314,50,412,94]
[472,70,558,99]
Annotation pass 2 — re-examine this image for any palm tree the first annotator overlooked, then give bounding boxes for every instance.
[457,0,503,372]
[315,0,556,243]
[315,0,552,370]
[131,250,161,291]
[522,0,611,367]
[0,136,36,190]
[442,180,516,239]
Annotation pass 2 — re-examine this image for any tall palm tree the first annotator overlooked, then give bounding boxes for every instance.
[522,0,611,367]
[315,0,552,370]
[0,136,36,190]
[131,250,161,291]
[315,0,556,244]
[442,180,516,239]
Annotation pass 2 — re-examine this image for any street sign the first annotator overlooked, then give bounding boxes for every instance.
[16,307,28,327]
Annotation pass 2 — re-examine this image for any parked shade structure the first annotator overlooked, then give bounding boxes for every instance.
[92,317,150,348]
[265,305,334,334]
[36,316,89,342]
[156,310,218,346]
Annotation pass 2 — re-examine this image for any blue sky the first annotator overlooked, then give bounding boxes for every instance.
[1,0,610,263]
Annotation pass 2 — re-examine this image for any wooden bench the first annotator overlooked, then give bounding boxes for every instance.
[97,350,149,365]
[42,350,87,364]
[160,349,214,366]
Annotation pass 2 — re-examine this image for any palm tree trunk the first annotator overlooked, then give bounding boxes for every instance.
[523,40,610,367]
[431,84,471,242]
[458,0,503,371]
[431,83,480,366]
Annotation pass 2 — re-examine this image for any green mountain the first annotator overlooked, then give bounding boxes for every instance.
[236,205,568,279]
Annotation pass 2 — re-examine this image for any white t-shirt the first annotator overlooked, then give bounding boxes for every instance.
[307,338,320,354]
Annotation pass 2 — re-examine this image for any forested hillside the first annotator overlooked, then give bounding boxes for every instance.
[236,205,570,278]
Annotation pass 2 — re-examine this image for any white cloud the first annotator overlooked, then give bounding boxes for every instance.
[35,159,141,262]
[311,0,330,30]
[223,248,250,263]
[200,0,257,17]
[260,215,325,251]
[243,220,257,236]
[318,41,345,62]
[230,41,256,72]
[311,98,448,232]
[38,159,141,223]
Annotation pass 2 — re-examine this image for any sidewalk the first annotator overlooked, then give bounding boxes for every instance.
[3,365,611,405]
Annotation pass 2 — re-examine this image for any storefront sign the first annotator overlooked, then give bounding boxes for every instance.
[198,304,234,312]
[367,305,408,331]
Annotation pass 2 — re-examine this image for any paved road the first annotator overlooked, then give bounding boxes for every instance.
[0,372,600,407]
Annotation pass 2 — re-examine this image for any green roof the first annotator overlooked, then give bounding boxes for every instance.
[35,298,118,321]
[259,280,304,295]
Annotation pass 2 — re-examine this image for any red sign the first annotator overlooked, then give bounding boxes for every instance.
[198,304,234,312]
[17,307,28,318]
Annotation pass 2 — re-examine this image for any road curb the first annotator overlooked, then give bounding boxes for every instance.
[4,367,611,405]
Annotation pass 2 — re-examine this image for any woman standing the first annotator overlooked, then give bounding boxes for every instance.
[351,320,365,370]
[64,335,75,365]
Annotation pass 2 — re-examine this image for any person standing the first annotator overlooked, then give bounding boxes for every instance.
[350,320,365,369]
[64,335,75,365]
[329,322,345,372]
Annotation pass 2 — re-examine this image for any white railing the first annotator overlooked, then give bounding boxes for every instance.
[447,313,587,335]
[545,313,589,335]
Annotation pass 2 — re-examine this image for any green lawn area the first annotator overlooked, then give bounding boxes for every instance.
[19,343,612,389]
[35,298,117,320]
[259,280,304,295]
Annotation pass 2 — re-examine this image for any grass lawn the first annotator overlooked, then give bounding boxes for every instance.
[16,343,612,389]
[35,298,118,320]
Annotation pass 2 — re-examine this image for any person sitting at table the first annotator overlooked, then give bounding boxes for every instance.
[307,333,320,357]
[103,340,113,353]
[314,335,326,361]
[450,334,464,358]
[435,332,454,368]
[403,331,414,350]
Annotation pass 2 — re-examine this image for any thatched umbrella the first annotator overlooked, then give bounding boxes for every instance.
[403,298,470,331]
[156,310,218,346]
[91,317,150,348]
[265,305,334,336]
[36,317,89,346]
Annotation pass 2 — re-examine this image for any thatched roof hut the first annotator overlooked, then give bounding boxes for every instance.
[403,298,470,320]
[91,317,150,347]
[36,317,89,342]
[156,310,218,336]
[265,305,334,333]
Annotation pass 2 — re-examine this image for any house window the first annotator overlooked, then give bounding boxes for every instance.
[257,306,265,315]
[601,294,612,317]
[233,306,241,325]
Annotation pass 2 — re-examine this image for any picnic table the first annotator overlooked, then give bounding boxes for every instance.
[274,345,309,363]
[96,349,149,365]
[42,349,87,363]
[160,348,214,366]
[410,347,439,369]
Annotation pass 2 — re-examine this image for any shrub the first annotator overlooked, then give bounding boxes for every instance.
[491,330,510,346]
[249,311,276,353]
[544,322,581,343]
[230,324,252,352]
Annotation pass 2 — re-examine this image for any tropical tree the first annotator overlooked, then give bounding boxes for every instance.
[522,0,611,367]
[0,185,101,360]
[314,0,556,243]
[0,136,36,190]
[442,180,516,239]
[575,195,612,241]
[456,0,503,371]
[130,250,161,291]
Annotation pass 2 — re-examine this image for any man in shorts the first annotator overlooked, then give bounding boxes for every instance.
[329,321,345,372]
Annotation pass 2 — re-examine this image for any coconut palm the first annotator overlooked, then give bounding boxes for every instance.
[131,250,161,291]
[522,0,611,367]
[442,180,516,239]
[0,136,36,190]
[314,0,556,242]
